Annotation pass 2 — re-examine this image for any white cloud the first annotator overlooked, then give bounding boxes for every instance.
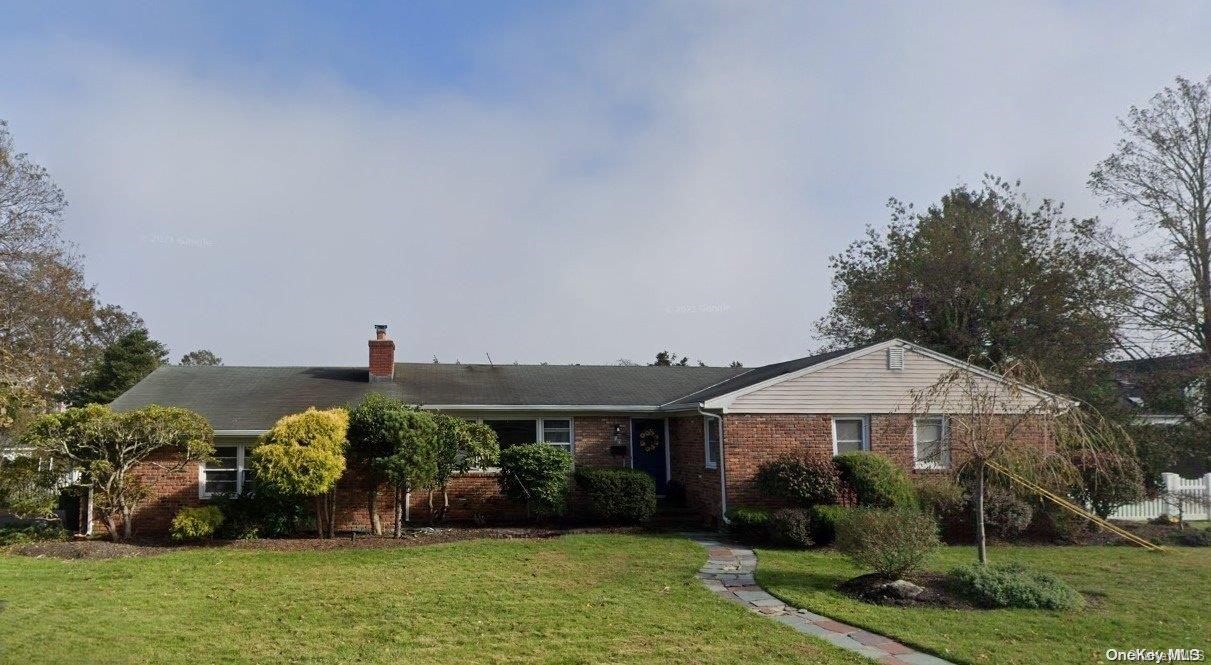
[2,2,1209,366]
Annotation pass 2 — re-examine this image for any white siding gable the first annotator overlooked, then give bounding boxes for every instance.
[721,345,1045,414]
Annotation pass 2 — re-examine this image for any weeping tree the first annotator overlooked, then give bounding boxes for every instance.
[250,408,347,539]
[430,414,499,522]
[23,404,213,540]
[910,360,1140,565]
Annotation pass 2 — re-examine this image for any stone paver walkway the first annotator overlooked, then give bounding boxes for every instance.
[688,535,954,665]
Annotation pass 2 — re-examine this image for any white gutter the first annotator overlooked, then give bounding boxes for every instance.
[698,407,728,525]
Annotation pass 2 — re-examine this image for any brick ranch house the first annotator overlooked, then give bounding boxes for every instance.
[98,326,1057,536]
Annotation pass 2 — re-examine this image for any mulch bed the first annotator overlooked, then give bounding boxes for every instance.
[8,526,646,560]
[836,572,978,610]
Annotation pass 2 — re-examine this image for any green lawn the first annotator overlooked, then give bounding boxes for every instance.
[0,534,867,664]
[759,545,1211,665]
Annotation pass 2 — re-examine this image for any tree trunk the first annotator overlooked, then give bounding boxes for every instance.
[122,508,133,540]
[326,489,336,539]
[427,490,435,524]
[441,488,450,523]
[315,496,324,538]
[975,461,988,566]
[103,514,119,542]
[393,485,402,538]
[369,485,382,536]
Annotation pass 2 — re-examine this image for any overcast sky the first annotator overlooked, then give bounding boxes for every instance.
[2,2,1209,367]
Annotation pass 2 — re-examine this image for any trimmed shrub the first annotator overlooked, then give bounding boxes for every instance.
[808,504,854,545]
[914,476,968,543]
[835,507,939,578]
[948,563,1085,610]
[498,444,574,518]
[833,452,916,509]
[170,505,224,542]
[1170,529,1211,547]
[574,468,657,524]
[769,508,813,549]
[0,523,68,546]
[755,455,841,507]
[726,506,772,542]
[981,487,1034,540]
[214,490,311,539]
[1026,501,1088,544]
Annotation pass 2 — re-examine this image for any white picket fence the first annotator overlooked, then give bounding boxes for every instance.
[1108,472,1211,521]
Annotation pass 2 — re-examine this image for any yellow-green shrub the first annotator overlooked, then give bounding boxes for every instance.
[170,505,224,541]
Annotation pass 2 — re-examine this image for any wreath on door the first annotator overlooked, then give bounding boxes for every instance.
[638,428,661,453]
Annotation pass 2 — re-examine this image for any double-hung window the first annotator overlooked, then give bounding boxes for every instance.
[201,444,254,498]
[832,416,869,454]
[540,419,573,455]
[704,418,721,469]
[913,417,949,469]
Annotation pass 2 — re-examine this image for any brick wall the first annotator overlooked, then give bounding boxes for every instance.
[668,415,721,525]
[721,413,1054,510]
[97,414,638,537]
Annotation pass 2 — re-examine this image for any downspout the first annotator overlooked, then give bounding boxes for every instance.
[698,407,728,526]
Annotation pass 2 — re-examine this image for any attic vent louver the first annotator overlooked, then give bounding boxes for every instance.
[887,347,905,371]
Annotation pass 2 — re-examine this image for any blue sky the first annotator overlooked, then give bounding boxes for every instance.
[2,2,1210,367]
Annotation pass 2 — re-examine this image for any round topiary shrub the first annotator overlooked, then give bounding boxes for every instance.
[755,455,842,508]
[498,443,574,518]
[170,505,225,542]
[726,506,772,542]
[835,507,939,579]
[769,508,813,549]
[980,487,1034,540]
[808,504,854,545]
[574,468,657,524]
[948,563,1085,610]
[833,452,917,509]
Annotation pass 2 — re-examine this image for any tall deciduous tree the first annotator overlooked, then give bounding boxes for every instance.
[23,404,214,540]
[1090,75,1211,417]
[65,329,168,407]
[817,177,1131,392]
[179,349,222,366]
[250,408,348,539]
[0,120,143,421]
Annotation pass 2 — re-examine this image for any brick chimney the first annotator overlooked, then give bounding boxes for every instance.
[368,324,395,382]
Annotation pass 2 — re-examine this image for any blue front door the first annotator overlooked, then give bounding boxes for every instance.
[631,418,668,495]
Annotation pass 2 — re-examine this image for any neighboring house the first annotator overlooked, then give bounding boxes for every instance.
[1111,353,1208,425]
[102,326,1056,536]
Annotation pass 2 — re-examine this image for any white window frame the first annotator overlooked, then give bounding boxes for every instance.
[199,443,254,499]
[913,416,950,470]
[704,417,721,469]
[470,416,577,470]
[538,418,574,456]
[831,416,869,455]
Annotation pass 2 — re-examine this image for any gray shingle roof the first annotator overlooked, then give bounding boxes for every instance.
[110,362,745,430]
[110,347,873,431]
